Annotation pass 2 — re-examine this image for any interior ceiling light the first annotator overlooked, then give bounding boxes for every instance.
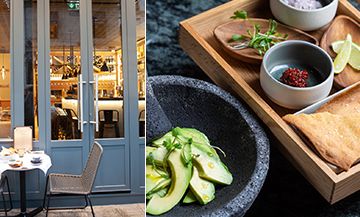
[100,61,109,72]
[1,66,6,80]
[1,53,6,80]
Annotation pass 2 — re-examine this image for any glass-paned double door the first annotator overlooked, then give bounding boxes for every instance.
[46,0,145,192]
[0,0,145,196]
[49,0,145,141]
[49,0,126,141]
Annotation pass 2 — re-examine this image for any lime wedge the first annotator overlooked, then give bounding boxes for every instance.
[332,40,360,71]
[333,34,352,74]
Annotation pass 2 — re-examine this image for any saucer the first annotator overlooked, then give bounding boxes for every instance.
[31,159,42,165]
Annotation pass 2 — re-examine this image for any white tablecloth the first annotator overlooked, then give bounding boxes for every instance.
[0,153,52,176]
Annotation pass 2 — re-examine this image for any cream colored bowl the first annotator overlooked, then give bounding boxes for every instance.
[270,0,338,31]
[260,40,334,109]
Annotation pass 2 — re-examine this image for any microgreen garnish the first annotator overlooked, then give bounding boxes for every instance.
[148,152,169,179]
[228,34,244,43]
[146,178,171,198]
[171,127,181,137]
[228,18,288,55]
[162,127,193,168]
[211,145,226,158]
[231,10,247,20]
[181,139,193,167]
[162,138,181,169]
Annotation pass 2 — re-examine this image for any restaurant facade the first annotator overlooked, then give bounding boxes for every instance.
[0,0,145,208]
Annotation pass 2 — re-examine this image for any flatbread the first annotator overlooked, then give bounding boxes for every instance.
[283,112,360,171]
[316,82,360,115]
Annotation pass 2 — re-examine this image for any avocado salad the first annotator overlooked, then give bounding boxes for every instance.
[146,127,233,215]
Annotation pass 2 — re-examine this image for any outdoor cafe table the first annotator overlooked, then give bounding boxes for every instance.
[0,152,52,217]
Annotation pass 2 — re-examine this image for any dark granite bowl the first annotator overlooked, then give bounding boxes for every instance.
[147,75,270,217]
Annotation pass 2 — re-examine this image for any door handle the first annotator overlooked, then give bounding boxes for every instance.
[77,75,81,131]
[89,74,99,132]
[78,74,86,133]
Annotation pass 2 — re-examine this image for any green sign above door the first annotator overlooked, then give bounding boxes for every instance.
[67,1,79,10]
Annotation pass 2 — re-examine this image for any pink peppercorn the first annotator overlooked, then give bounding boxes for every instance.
[280,68,309,88]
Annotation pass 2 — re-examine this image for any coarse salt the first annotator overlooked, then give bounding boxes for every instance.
[282,0,323,10]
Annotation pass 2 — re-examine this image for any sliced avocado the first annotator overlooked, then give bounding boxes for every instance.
[146,146,155,165]
[152,128,219,160]
[178,128,219,159]
[183,190,197,204]
[146,146,157,156]
[155,187,168,198]
[192,145,233,185]
[179,128,210,145]
[146,148,192,215]
[147,187,169,200]
[146,146,168,165]
[153,127,211,147]
[152,131,173,147]
[191,141,219,159]
[189,166,215,205]
[146,165,170,195]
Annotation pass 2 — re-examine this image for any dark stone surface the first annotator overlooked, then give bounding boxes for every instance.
[146,0,227,78]
[146,82,172,140]
[147,1,360,216]
[147,75,269,217]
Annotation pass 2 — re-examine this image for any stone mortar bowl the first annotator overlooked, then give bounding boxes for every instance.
[147,75,270,217]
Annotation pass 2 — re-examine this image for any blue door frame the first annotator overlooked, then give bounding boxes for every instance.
[0,0,144,208]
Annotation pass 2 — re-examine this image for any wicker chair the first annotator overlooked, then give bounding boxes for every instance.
[43,142,103,217]
[0,174,13,217]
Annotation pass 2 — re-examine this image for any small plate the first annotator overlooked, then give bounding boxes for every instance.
[31,159,42,165]
[214,18,319,64]
[320,15,360,88]
[9,160,23,168]
[31,151,44,155]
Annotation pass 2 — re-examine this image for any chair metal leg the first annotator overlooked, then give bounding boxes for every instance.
[44,194,89,212]
[46,193,51,217]
[42,176,49,209]
[87,195,95,217]
[2,192,7,217]
[84,195,88,208]
[5,176,12,211]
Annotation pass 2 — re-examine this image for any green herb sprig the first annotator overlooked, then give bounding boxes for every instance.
[228,10,288,56]
[161,128,193,168]
[148,153,170,179]
[248,19,288,55]
[181,138,192,167]
[230,10,247,20]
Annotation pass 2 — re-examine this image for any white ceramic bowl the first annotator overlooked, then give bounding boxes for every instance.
[270,0,338,31]
[260,40,334,109]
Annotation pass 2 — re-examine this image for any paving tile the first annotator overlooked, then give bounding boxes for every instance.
[2,203,145,217]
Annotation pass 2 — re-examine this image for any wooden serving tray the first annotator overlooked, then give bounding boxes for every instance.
[179,0,360,204]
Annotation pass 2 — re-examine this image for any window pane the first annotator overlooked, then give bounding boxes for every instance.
[92,0,123,138]
[24,0,39,140]
[137,0,145,137]
[0,1,11,139]
[50,0,82,140]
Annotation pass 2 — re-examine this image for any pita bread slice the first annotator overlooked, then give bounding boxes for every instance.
[283,112,360,171]
[317,82,360,115]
